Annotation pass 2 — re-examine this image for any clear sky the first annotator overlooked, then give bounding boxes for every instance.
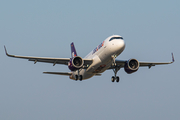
[1,0,179,120]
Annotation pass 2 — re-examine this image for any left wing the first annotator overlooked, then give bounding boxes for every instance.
[4,46,93,66]
[111,53,174,69]
[4,46,70,65]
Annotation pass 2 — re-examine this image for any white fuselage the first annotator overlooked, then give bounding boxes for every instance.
[70,35,125,80]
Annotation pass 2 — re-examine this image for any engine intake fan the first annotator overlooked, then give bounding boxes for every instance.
[124,59,139,74]
[68,56,84,71]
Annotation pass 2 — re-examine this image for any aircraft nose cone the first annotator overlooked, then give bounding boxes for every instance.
[118,40,125,51]
[114,39,125,55]
[108,39,125,55]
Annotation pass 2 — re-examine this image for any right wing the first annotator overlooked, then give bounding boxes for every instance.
[4,46,93,67]
[109,53,174,69]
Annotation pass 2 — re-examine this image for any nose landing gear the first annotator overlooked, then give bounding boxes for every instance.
[111,65,121,83]
[111,55,121,83]
[111,76,120,82]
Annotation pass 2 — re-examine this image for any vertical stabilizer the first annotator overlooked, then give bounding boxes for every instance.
[70,42,77,58]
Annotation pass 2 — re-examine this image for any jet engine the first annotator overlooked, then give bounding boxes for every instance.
[68,56,84,71]
[124,59,139,74]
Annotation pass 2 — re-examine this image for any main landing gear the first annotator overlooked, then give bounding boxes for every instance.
[75,75,83,81]
[75,69,83,81]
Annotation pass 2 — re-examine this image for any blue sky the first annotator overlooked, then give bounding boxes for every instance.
[1,0,179,120]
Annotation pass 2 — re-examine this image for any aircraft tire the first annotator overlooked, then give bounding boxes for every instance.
[79,75,83,81]
[111,76,115,82]
[116,76,119,82]
[75,75,78,80]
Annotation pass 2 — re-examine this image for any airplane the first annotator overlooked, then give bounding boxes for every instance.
[4,35,174,82]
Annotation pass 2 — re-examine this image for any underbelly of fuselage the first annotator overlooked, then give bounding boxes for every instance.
[78,58,113,80]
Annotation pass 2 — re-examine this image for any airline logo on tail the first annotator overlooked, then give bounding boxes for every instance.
[71,42,77,58]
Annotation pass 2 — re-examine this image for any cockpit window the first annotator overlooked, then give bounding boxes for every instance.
[109,37,123,41]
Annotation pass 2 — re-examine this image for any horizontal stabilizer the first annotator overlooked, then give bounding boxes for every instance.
[43,72,72,76]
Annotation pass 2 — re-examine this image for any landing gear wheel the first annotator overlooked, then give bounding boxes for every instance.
[116,76,119,82]
[75,75,78,81]
[111,76,115,82]
[79,75,83,81]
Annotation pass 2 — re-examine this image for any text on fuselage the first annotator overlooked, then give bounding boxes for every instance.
[92,41,105,55]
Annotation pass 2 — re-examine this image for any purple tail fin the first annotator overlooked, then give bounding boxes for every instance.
[70,42,77,58]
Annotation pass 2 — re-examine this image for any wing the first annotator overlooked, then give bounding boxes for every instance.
[109,53,174,69]
[139,61,174,69]
[4,46,93,66]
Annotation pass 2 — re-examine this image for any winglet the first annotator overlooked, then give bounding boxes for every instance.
[4,46,14,57]
[4,46,8,55]
[171,53,175,63]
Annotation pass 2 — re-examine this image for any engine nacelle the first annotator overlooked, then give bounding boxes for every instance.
[124,59,139,74]
[68,56,84,71]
